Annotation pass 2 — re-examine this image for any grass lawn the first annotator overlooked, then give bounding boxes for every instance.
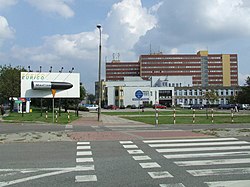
[103,109,250,125]
[3,109,78,124]
[123,115,250,125]
[102,110,226,116]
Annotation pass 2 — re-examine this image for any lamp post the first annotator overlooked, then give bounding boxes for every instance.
[97,24,102,121]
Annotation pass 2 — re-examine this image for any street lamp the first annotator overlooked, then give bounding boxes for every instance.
[97,24,102,121]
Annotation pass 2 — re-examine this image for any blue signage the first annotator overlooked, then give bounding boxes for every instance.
[135,90,143,99]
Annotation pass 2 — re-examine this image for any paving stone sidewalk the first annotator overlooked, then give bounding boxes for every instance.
[70,111,148,126]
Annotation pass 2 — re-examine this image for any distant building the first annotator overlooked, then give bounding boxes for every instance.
[105,51,238,87]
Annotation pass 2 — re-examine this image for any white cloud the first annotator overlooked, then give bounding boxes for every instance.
[104,0,157,60]
[0,16,15,47]
[135,0,250,53]
[25,0,75,18]
[10,30,108,91]
[0,0,18,9]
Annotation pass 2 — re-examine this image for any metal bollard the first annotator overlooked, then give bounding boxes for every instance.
[155,109,159,125]
[173,109,176,124]
[56,111,58,123]
[231,108,234,123]
[192,109,195,124]
[68,111,70,123]
[46,111,48,120]
[211,109,214,123]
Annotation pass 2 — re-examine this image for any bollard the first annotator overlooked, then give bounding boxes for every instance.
[192,109,195,124]
[173,109,176,124]
[231,108,234,123]
[211,109,214,123]
[68,111,70,123]
[56,111,58,123]
[155,109,159,125]
[46,111,48,120]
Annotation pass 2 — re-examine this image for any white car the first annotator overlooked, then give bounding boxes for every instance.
[86,104,98,110]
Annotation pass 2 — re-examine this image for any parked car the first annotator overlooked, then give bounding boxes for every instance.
[180,104,191,109]
[153,104,167,109]
[86,104,98,110]
[131,105,137,109]
[191,104,204,110]
[238,104,249,110]
[119,105,125,109]
[107,105,118,110]
[218,104,235,110]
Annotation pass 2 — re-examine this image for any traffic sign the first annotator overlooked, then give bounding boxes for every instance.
[135,90,143,99]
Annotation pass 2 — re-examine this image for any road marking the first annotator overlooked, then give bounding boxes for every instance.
[0,170,72,187]
[77,146,91,150]
[75,175,97,182]
[76,158,94,163]
[132,156,151,161]
[156,145,250,153]
[120,141,133,144]
[175,158,250,166]
[139,162,161,168]
[0,166,94,172]
[144,138,238,143]
[65,125,73,129]
[205,180,250,187]
[160,183,186,187]
[77,142,90,145]
[164,151,250,159]
[149,141,249,148]
[77,151,92,156]
[148,171,173,178]
[127,150,144,154]
[123,144,138,149]
[187,167,250,176]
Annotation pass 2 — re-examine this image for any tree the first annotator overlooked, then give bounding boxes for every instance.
[236,76,250,104]
[203,90,219,106]
[203,90,219,119]
[0,65,26,110]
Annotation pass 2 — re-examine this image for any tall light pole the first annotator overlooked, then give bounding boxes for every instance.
[97,24,102,121]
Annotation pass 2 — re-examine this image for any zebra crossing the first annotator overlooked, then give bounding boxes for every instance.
[75,142,97,183]
[143,137,250,187]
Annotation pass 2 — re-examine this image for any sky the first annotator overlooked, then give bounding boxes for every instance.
[0,0,250,93]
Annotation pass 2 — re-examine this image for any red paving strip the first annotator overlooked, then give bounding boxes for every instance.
[131,131,209,138]
[69,131,136,141]
[69,130,210,141]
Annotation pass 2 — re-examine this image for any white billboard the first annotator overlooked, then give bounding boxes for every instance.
[21,72,80,98]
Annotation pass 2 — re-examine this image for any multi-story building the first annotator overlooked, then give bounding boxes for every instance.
[105,51,238,87]
[106,60,140,81]
[101,50,240,107]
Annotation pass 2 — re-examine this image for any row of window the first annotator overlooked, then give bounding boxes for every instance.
[176,89,236,96]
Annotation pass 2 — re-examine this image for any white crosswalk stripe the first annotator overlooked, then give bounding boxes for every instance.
[75,142,97,183]
[144,137,250,186]
[164,151,250,159]
[205,180,250,187]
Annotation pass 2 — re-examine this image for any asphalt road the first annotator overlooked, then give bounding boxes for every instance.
[1,137,250,186]
[1,112,250,186]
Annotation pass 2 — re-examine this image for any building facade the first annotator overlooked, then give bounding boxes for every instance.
[105,51,238,87]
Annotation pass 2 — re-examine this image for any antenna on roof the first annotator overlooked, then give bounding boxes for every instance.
[150,43,152,55]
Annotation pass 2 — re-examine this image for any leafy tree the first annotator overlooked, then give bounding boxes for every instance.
[203,90,219,105]
[203,90,219,119]
[237,76,250,104]
[0,65,26,110]
[87,94,95,104]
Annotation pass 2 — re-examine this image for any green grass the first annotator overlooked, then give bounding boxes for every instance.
[123,115,250,125]
[3,110,78,124]
[102,110,227,116]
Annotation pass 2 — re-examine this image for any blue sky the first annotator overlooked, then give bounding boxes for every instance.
[0,0,249,93]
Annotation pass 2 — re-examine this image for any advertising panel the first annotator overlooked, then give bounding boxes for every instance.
[21,72,80,98]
